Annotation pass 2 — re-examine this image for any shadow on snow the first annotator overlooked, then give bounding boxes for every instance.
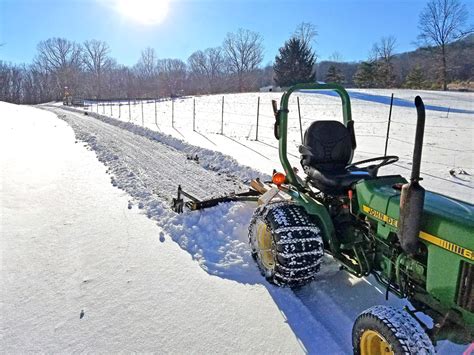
[301,90,474,115]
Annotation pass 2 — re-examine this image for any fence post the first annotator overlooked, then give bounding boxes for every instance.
[221,96,224,135]
[297,96,303,144]
[256,96,260,141]
[193,98,196,131]
[128,99,131,121]
[141,100,144,126]
[119,102,121,118]
[154,99,157,126]
[172,99,175,128]
[96,100,99,113]
[102,102,105,114]
[110,102,113,116]
[384,93,394,156]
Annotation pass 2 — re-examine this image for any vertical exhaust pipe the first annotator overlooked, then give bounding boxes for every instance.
[398,96,426,255]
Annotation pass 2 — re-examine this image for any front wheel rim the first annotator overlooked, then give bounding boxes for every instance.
[255,220,275,271]
[360,329,394,355]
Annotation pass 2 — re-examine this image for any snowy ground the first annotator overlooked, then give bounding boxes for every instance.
[1,89,471,353]
[0,103,306,353]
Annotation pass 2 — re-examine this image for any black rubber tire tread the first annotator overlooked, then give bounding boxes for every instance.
[352,305,435,355]
[248,202,324,287]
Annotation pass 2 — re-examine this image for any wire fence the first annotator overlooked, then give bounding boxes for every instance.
[79,92,474,175]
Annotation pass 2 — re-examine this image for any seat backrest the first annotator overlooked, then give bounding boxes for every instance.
[300,120,354,173]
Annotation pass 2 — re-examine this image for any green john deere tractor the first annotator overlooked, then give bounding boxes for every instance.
[247,83,473,354]
[172,83,473,354]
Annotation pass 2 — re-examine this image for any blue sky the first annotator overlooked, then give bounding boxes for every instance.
[1,0,473,66]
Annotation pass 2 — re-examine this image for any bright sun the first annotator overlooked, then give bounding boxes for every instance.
[115,0,170,25]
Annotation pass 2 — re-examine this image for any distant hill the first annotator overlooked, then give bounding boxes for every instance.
[316,34,474,89]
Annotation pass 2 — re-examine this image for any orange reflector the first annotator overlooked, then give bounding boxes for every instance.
[272,172,286,186]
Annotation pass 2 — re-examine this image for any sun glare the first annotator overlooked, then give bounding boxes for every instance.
[116,0,170,25]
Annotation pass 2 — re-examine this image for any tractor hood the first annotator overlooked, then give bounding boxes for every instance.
[421,190,474,256]
[356,176,474,255]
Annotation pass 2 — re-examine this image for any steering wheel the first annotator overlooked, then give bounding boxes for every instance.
[346,155,399,177]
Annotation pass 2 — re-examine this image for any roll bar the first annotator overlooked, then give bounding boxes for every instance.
[274,83,353,187]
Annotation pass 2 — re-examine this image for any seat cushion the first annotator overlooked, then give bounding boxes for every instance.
[305,167,372,194]
[299,121,353,173]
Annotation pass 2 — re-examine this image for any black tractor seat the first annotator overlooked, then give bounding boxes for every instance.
[300,120,373,194]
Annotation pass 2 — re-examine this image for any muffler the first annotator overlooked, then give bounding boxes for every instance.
[398,96,426,255]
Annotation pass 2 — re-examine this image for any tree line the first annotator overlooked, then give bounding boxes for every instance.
[0,27,273,104]
[0,0,472,104]
[318,0,473,90]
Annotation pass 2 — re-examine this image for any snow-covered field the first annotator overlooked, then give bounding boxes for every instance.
[84,89,473,202]
[1,88,472,353]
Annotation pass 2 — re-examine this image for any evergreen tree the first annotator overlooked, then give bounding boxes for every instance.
[404,65,426,89]
[374,61,396,87]
[273,38,316,87]
[325,65,345,84]
[353,61,376,88]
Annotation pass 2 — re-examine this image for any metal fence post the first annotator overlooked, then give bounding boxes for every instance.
[119,102,121,118]
[128,99,131,122]
[102,102,105,114]
[154,99,157,126]
[96,100,99,113]
[384,93,394,156]
[141,100,144,126]
[193,98,196,131]
[172,99,175,128]
[256,96,260,141]
[297,96,303,144]
[110,102,113,116]
[221,96,224,135]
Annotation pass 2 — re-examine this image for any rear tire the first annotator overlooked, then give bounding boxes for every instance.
[248,202,324,287]
[352,305,435,355]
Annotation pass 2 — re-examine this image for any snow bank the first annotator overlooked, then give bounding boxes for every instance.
[43,107,267,282]
[57,105,268,184]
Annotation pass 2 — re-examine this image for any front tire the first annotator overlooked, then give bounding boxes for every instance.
[248,202,324,287]
[352,305,435,355]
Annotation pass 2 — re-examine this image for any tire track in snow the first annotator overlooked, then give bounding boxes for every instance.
[43,106,263,282]
[51,108,245,199]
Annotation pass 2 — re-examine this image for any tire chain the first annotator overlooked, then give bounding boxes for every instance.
[249,202,324,287]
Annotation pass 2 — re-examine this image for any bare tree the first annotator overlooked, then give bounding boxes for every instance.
[223,28,264,92]
[418,0,472,90]
[158,59,187,97]
[372,36,397,62]
[371,36,397,87]
[328,51,344,62]
[188,47,225,94]
[35,38,83,98]
[83,39,112,99]
[0,62,25,103]
[134,47,160,96]
[293,22,318,48]
[136,47,159,79]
